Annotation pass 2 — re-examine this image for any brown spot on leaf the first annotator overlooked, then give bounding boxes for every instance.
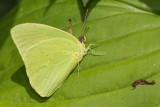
[132,79,155,89]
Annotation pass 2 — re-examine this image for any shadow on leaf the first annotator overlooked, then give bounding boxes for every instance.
[139,0,160,15]
[11,66,49,102]
[77,0,100,22]
[43,0,57,16]
[0,5,19,50]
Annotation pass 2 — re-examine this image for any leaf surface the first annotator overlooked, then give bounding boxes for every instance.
[0,0,160,106]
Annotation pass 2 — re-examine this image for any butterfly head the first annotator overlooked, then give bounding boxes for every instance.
[78,36,86,43]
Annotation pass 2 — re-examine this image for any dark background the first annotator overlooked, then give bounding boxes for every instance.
[0,0,19,18]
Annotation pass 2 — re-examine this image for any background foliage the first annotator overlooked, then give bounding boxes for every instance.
[0,0,160,106]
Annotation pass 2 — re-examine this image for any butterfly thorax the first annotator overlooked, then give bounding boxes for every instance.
[73,42,86,62]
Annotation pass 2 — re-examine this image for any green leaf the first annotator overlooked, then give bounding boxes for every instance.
[1,0,160,106]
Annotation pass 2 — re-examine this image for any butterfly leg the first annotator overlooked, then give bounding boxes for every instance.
[84,44,99,54]
[68,19,73,35]
[84,44,105,56]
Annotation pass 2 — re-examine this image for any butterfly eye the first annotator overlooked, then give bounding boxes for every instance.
[78,36,85,43]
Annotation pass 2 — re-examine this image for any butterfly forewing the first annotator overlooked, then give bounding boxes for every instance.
[11,23,85,97]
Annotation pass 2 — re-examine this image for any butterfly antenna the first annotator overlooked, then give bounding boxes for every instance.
[84,26,89,36]
[81,9,89,36]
